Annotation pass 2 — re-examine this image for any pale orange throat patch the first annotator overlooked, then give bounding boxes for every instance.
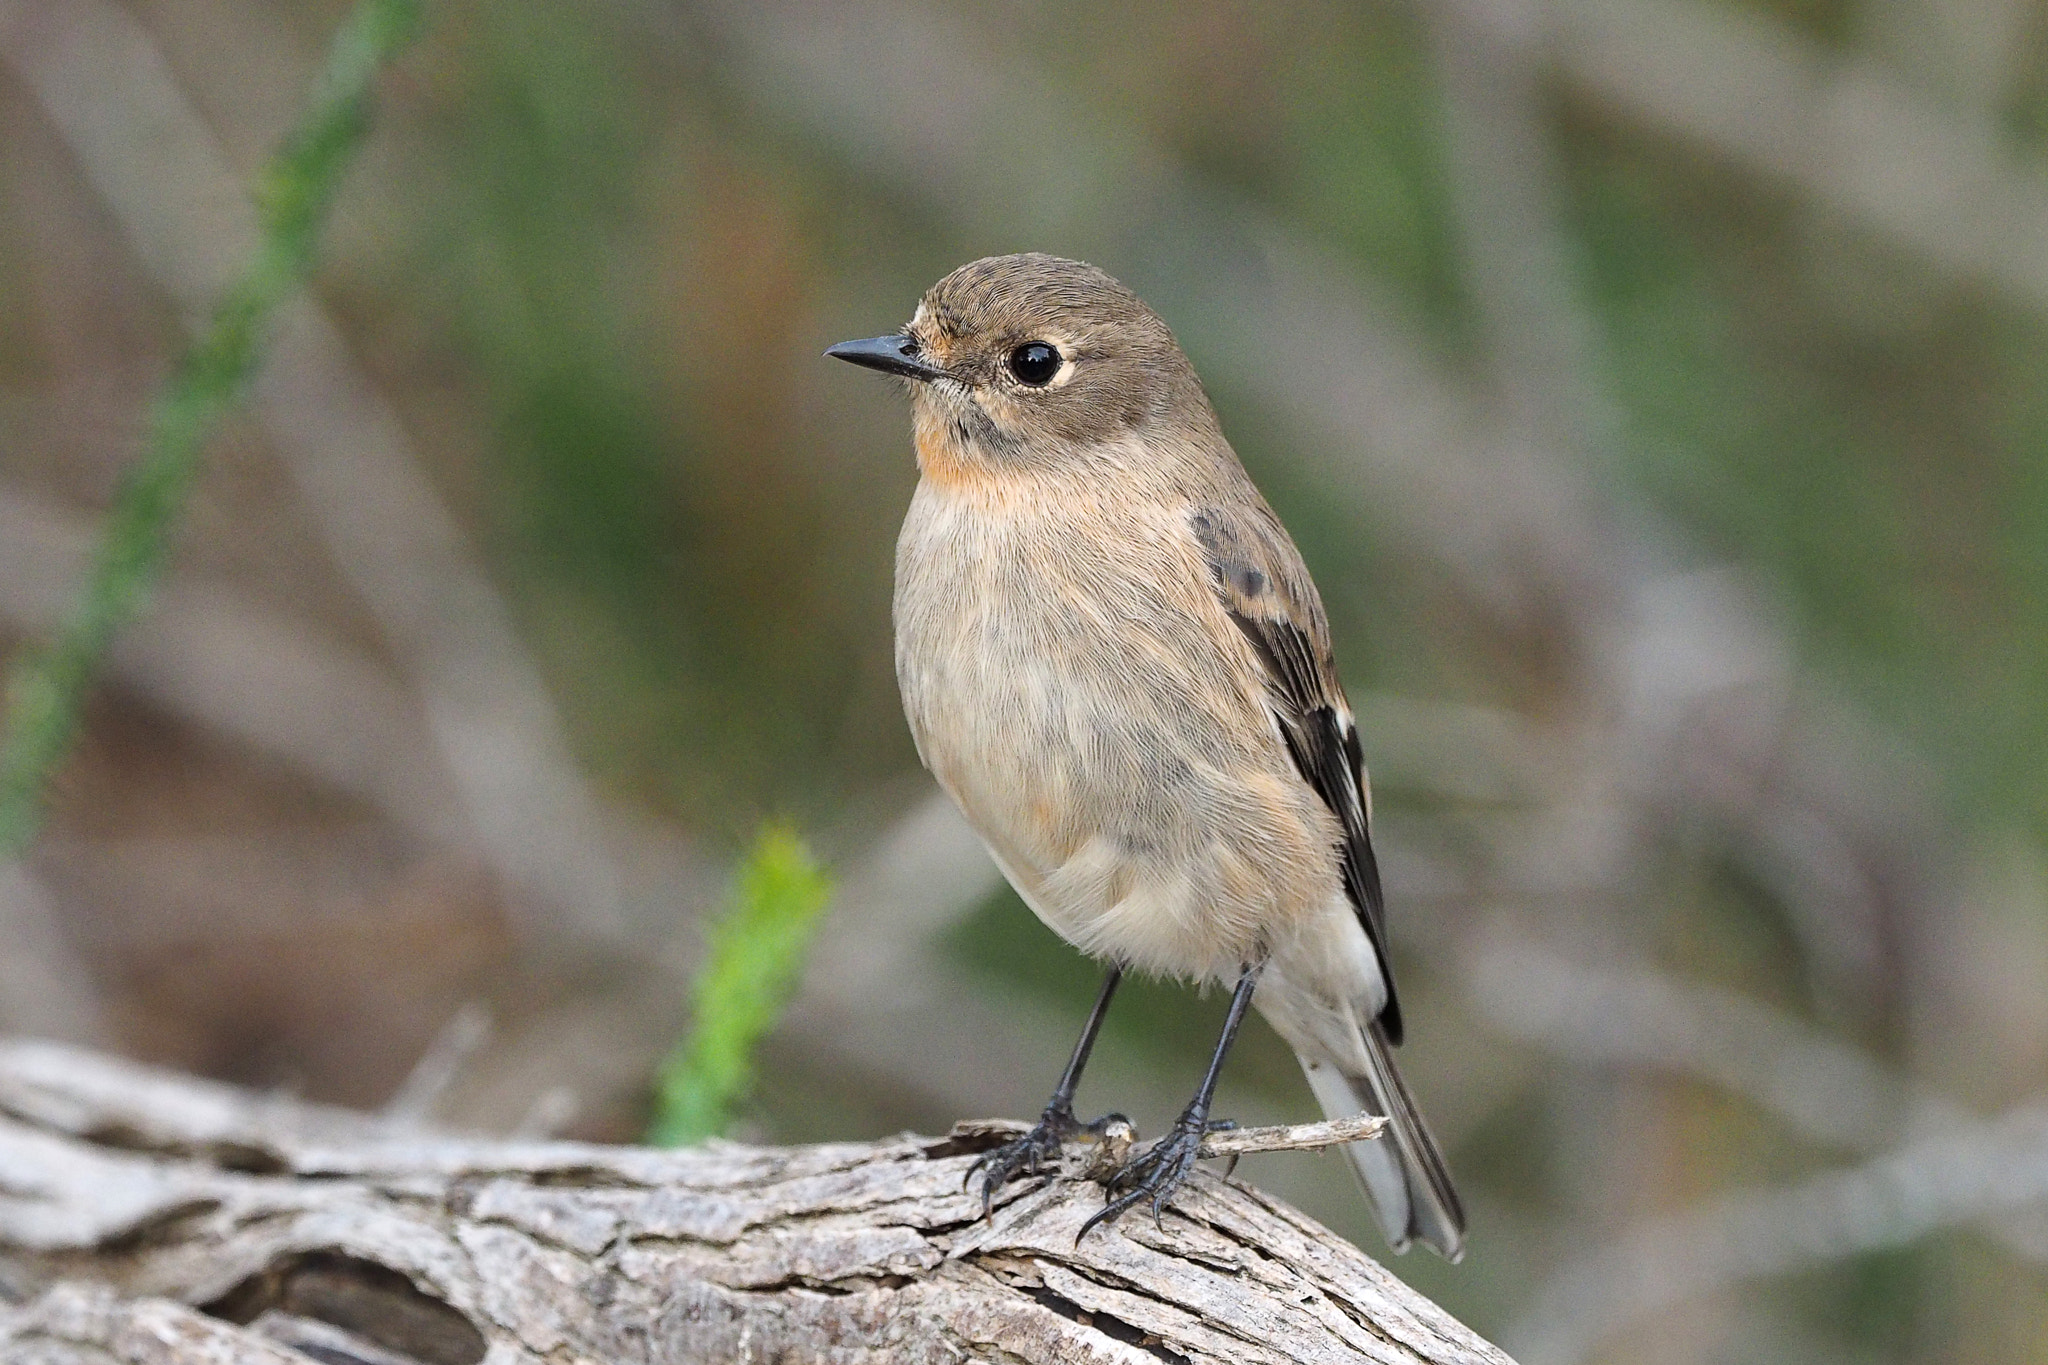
[912,423,976,488]
[912,405,1002,493]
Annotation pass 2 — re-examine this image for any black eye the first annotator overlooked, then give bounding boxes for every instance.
[1007,341,1061,386]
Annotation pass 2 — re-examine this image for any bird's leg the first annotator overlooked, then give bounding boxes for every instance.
[968,966,1125,1216]
[1080,960,1264,1239]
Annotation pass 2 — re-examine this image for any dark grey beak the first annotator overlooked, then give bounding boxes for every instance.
[825,334,949,383]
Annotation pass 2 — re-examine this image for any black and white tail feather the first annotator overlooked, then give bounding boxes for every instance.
[1300,1021,1467,1261]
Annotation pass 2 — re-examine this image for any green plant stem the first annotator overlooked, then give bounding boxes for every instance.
[651,824,834,1145]
[0,0,423,856]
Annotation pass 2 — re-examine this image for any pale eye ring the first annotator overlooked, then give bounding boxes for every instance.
[1007,341,1061,386]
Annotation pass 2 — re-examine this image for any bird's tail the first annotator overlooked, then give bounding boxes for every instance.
[1297,1018,1466,1261]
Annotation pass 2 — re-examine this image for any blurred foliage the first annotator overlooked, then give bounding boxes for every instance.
[0,0,421,855]
[397,0,910,841]
[650,823,833,1145]
[1566,117,2048,832]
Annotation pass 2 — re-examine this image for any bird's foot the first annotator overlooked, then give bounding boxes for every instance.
[967,1104,1128,1218]
[1078,1113,1233,1239]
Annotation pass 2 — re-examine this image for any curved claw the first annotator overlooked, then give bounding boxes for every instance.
[962,1147,1003,1191]
[1076,1117,1215,1241]
[969,1108,1083,1219]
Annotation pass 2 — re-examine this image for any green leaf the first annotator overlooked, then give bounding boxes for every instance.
[649,823,834,1145]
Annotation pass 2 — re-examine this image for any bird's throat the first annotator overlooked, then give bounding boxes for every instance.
[911,397,1005,491]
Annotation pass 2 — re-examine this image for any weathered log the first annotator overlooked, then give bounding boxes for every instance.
[0,1041,1512,1364]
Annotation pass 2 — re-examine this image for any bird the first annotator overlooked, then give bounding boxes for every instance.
[826,253,1465,1260]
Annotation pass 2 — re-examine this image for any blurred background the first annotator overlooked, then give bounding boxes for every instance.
[4,0,2048,1359]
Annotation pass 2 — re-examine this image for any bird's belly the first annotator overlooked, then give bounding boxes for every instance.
[897,570,1331,983]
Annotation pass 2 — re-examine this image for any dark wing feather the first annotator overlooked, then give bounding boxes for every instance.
[1192,506,1402,1044]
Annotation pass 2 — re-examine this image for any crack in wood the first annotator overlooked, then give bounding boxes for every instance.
[1029,1283,1196,1365]
[204,1253,487,1365]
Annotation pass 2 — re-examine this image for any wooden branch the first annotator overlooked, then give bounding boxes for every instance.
[0,1041,1512,1364]
[949,1113,1391,1186]
[1199,1113,1390,1156]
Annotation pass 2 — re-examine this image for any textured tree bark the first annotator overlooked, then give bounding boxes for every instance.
[0,1041,1513,1365]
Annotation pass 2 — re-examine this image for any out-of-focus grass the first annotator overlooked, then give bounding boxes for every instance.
[1565,120,2048,832]
[650,824,834,1145]
[0,0,422,856]
[403,0,913,843]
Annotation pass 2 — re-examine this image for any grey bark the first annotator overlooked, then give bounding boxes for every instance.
[0,1041,1512,1365]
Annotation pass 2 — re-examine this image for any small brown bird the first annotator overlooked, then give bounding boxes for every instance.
[828,253,1465,1259]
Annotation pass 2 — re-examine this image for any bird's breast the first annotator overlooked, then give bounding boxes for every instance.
[891,477,1341,980]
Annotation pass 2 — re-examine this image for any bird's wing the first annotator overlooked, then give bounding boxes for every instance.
[1190,501,1402,1043]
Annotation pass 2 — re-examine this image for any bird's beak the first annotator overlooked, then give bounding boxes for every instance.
[825,334,950,383]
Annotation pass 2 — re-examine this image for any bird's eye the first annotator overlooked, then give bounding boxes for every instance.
[1007,341,1061,386]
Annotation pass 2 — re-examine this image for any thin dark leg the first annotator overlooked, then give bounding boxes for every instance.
[1079,961,1264,1239]
[967,967,1124,1215]
[1046,966,1122,1114]
[1184,964,1259,1120]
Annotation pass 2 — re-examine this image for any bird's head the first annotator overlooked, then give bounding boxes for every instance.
[828,253,1219,474]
